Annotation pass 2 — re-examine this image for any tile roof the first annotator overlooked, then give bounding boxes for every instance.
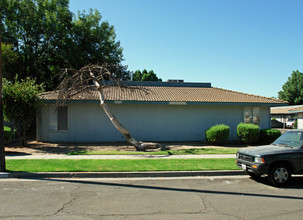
[271,107,292,114]
[289,106,303,112]
[40,84,287,105]
[271,105,303,114]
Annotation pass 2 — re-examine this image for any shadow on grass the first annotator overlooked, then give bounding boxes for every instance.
[5,152,32,156]
[181,149,211,154]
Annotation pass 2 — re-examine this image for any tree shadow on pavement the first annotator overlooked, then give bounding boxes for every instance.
[40,178,303,201]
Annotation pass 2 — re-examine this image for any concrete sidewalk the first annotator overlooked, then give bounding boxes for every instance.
[5,154,235,160]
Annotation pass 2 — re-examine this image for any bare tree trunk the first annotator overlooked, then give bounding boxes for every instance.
[13,123,26,147]
[0,20,6,171]
[97,87,145,150]
[89,71,163,151]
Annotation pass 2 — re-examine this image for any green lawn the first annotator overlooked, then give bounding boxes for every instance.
[6,158,239,172]
[68,148,240,155]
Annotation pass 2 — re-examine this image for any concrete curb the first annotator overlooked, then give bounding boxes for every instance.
[0,172,9,178]
[0,170,245,179]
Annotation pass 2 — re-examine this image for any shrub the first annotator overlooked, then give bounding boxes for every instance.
[206,124,230,145]
[3,76,44,146]
[4,126,13,143]
[293,120,298,129]
[237,123,260,144]
[260,129,281,144]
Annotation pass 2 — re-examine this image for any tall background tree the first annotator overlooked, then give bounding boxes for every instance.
[278,70,303,105]
[2,0,164,89]
[132,69,162,81]
[2,0,124,90]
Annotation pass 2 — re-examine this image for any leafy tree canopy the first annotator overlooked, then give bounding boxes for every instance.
[278,70,303,105]
[132,69,162,81]
[1,43,18,80]
[1,0,124,90]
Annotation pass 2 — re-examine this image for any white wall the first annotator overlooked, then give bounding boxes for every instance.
[37,103,271,143]
[297,113,303,129]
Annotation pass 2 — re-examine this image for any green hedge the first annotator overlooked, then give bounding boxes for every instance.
[260,129,281,144]
[4,126,13,143]
[237,123,260,144]
[206,124,230,145]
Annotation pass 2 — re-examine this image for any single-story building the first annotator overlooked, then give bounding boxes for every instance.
[288,106,303,129]
[270,105,302,123]
[37,81,287,143]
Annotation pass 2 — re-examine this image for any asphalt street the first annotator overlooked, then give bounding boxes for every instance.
[1,176,303,219]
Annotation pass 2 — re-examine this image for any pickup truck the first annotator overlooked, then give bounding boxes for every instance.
[236,130,303,186]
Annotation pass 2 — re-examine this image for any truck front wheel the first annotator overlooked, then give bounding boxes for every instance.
[268,164,291,187]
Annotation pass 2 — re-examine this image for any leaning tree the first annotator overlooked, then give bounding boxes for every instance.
[57,64,164,151]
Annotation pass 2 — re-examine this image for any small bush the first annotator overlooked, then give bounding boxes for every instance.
[206,124,230,145]
[260,129,281,144]
[4,126,13,143]
[293,120,298,129]
[237,123,260,144]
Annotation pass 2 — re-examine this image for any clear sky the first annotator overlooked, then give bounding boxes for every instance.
[69,0,303,98]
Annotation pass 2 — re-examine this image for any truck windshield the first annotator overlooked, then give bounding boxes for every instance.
[273,131,303,148]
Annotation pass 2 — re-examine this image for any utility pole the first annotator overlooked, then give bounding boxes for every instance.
[0,18,6,171]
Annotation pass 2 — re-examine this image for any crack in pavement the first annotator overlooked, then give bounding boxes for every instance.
[188,179,243,219]
[51,185,80,217]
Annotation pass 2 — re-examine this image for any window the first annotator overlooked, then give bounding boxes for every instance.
[48,105,58,131]
[58,106,68,130]
[48,105,68,131]
[244,107,260,125]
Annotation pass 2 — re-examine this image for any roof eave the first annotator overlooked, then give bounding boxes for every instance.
[41,99,287,106]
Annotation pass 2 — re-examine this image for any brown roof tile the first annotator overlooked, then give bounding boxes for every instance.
[270,105,303,114]
[289,106,303,112]
[40,85,287,105]
[271,107,291,114]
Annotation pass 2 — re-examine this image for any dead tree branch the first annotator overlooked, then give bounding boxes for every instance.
[57,64,164,151]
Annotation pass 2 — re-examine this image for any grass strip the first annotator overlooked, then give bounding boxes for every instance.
[6,159,239,172]
[68,148,239,156]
